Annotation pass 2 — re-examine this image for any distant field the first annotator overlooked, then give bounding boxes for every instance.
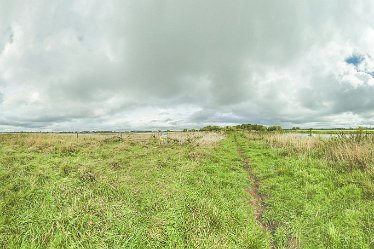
[288,129,374,134]
[1,131,373,248]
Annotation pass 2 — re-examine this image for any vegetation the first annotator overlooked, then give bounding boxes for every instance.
[0,133,266,248]
[199,125,222,132]
[1,130,373,248]
[235,124,267,131]
[287,128,374,134]
[266,126,283,132]
[238,131,373,248]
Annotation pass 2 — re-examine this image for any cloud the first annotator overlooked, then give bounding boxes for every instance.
[1,0,374,131]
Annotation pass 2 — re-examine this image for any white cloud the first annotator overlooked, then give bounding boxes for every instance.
[1,0,374,130]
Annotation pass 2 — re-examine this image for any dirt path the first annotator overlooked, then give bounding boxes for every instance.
[234,137,276,248]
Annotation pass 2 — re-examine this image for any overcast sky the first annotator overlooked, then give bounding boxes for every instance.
[1,0,374,131]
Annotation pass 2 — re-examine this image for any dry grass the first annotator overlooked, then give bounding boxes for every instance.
[324,135,374,172]
[263,133,321,154]
[244,132,374,173]
[168,131,225,145]
[0,131,226,151]
[118,131,225,145]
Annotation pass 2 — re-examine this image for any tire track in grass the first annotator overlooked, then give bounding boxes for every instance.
[234,135,276,249]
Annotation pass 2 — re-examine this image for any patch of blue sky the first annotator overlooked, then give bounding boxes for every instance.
[345,54,364,66]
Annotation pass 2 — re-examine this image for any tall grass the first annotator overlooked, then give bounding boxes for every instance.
[244,132,374,174]
[324,134,374,172]
[237,132,374,248]
[1,132,269,248]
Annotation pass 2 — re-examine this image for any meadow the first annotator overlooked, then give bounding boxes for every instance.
[0,131,373,248]
[287,129,374,135]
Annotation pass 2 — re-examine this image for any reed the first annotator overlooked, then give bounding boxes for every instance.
[248,132,374,173]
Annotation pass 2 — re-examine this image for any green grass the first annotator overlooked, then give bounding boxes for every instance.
[0,134,267,248]
[235,132,374,248]
[1,133,373,248]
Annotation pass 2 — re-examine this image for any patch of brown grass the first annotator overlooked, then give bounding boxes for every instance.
[246,132,374,173]
[264,133,321,154]
[324,135,374,172]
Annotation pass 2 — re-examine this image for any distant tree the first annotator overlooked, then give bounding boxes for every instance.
[235,124,267,131]
[267,126,283,132]
[308,128,313,136]
[200,125,222,131]
[223,126,236,132]
[356,126,365,134]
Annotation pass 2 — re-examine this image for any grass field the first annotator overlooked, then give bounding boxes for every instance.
[287,129,374,134]
[1,132,373,248]
[236,132,374,248]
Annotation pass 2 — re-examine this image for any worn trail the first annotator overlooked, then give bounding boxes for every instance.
[234,136,276,248]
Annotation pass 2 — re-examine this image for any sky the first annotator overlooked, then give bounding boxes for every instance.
[1,0,374,131]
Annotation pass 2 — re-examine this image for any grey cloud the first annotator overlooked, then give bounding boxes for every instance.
[0,26,13,53]
[1,0,374,130]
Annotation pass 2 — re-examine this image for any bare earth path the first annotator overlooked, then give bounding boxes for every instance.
[234,135,276,249]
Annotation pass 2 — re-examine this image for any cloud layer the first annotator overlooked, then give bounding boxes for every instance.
[1,0,374,131]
